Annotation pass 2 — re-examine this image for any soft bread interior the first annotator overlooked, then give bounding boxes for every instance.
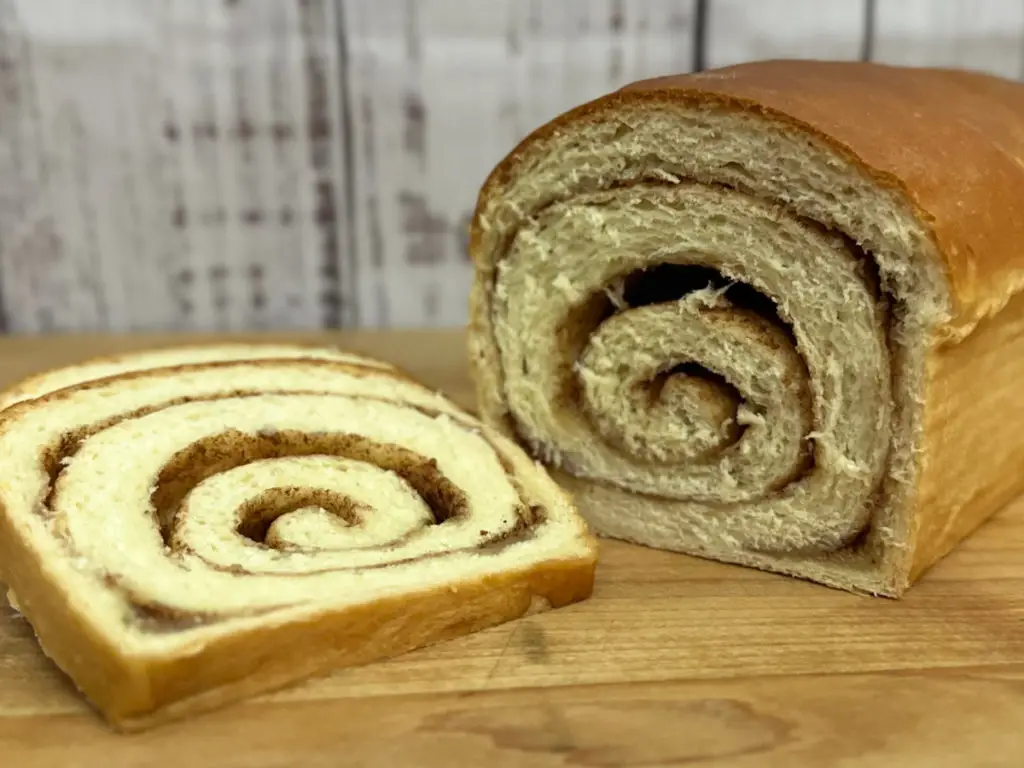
[470,98,951,594]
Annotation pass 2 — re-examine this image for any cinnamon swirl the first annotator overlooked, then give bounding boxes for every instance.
[468,60,1024,596]
[0,345,596,729]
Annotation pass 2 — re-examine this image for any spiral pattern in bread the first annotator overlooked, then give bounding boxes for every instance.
[468,61,1024,595]
[0,346,596,728]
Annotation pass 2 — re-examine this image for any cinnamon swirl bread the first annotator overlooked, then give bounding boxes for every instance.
[0,345,597,729]
[468,59,1024,596]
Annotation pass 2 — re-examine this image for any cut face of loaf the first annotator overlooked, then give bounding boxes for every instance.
[0,345,596,729]
[468,59,1024,596]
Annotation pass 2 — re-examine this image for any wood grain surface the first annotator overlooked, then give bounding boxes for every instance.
[1,330,1023,767]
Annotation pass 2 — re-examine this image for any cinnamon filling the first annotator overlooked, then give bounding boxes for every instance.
[155,429,467,544]
[490,178,901,553]
[235,486,365,543]
[34,389,548,631]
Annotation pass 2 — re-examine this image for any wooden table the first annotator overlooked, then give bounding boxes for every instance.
[2,331,1023,767]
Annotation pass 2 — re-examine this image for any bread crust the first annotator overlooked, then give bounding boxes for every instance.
[0,496,595,730]
[0,342,394,413]
[911,288,1024,581]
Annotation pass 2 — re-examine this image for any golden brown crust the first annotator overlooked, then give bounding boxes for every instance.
[911,288,1024,581]
[0,492,595,730]
[0,342,396,413]
[473,59,1024,337]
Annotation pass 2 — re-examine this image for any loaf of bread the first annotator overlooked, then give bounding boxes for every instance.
[468,59,1024,596]
[0,344,597,729]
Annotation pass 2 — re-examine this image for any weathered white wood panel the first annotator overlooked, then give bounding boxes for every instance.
[705,0,865,68]
[344,0,700,327]
[0,0,136,332]
[872,0,1024,78]
[3,0,1024,333]
[0,0,354,333]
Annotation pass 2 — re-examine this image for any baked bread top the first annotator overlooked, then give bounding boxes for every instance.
[474,60,1024,339]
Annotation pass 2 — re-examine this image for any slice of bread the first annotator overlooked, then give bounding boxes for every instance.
[0,345,596,730]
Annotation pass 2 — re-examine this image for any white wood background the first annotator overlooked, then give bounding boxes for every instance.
[1,0,1023,333]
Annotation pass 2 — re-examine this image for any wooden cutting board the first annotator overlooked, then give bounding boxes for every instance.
[1,330,1023,767]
